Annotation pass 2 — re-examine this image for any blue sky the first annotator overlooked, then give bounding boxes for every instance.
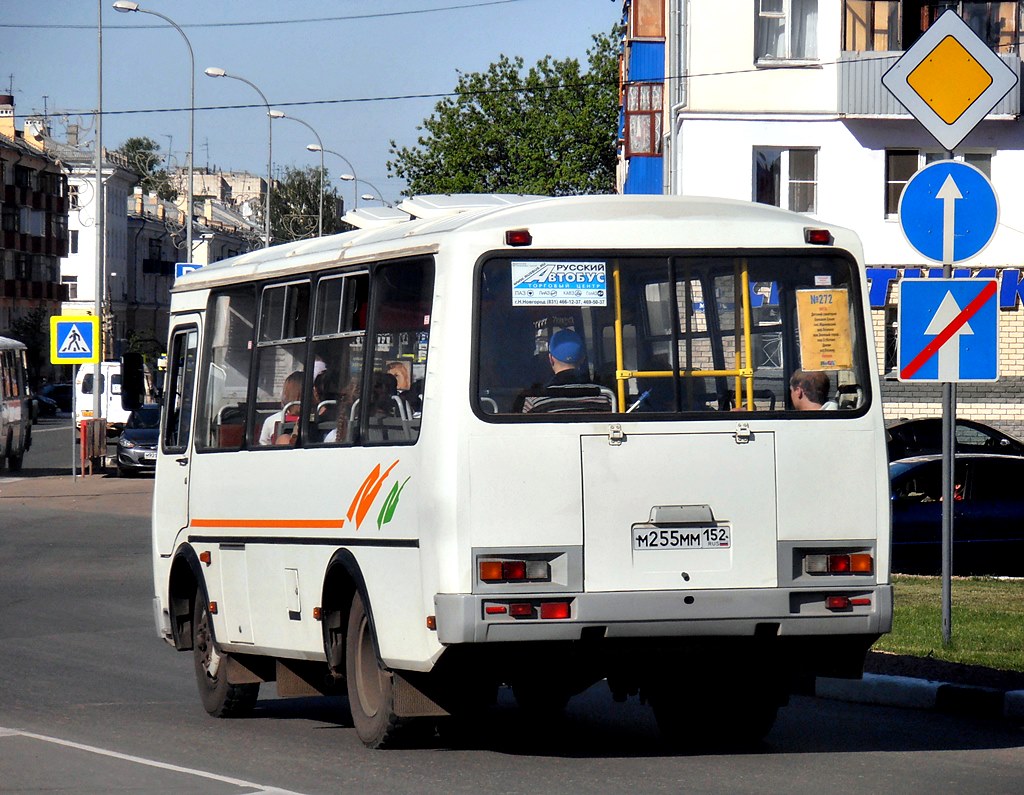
[1,0,621,205]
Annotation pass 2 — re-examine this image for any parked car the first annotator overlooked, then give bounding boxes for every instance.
[887,417,1024,461]
[38,383,74,413]
[116,405,161,477]
[889,453,1024,576]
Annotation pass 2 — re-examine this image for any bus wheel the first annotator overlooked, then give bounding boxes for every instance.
[192,592,259,718]
[345,591,401,748]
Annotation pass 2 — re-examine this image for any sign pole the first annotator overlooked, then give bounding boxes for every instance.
[940,148,955,647]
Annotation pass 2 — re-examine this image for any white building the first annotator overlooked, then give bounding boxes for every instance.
[619,0,1024,436]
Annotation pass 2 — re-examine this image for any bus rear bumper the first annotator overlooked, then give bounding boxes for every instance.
[434,585,893,644]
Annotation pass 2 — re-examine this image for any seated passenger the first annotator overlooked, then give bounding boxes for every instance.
[517,329,613,414]
[789,369,838,411]
[259,370,304,445]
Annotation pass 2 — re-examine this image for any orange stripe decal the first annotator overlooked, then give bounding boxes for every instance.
[355,460,399,529]
[347,464,381,522]
[190,518,346,529]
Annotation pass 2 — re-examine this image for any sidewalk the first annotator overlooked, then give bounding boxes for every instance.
[817,672,1024,722]
[0,472,153,516]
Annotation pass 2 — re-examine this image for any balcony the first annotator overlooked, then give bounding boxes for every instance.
[838,52,1021,117]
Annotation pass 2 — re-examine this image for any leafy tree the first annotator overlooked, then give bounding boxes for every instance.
[388,29,620,196]
[269,165,346,243]
[115,136,177,200]
[6,306,49,387]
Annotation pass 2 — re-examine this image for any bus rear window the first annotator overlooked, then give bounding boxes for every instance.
[475,253,870,418]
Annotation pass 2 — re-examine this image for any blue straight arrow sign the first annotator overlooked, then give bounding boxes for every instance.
[899,161,998,263]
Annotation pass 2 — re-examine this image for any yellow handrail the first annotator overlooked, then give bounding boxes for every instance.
[610,258,756,409]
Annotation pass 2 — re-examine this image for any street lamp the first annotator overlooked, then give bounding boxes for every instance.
[341,174,390,207]
[270,110,323,237]
[113,1,195,261]
[307,145,359,210]
[205,66,272,248]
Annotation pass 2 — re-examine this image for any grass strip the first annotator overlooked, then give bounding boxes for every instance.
[872,575,1024,672]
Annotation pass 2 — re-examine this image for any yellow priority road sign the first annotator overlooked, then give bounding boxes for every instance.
[882,9,1018,151]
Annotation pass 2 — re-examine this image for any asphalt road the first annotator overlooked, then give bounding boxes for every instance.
[1,424,1023,793]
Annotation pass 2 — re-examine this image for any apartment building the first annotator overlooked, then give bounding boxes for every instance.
[0,95,68,345]
[619,1,1024,435]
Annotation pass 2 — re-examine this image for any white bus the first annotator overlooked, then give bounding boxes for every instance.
[150,195,892,748]
[0,335,32,472]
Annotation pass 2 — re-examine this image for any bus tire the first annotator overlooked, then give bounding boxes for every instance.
[345,591,402,748]
[192,592,259,718]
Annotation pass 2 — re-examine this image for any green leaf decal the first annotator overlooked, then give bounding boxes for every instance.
[377,477,411,529]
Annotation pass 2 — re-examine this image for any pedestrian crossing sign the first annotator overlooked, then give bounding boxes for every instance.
[50,315,100,364]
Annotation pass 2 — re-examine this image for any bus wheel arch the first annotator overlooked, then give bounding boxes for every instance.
[320,549,367,678]
[168,546,205,651]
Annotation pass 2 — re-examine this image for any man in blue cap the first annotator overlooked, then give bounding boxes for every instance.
[519,329,613,414]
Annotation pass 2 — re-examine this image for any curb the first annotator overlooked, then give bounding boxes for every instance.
[817,673,1024,721]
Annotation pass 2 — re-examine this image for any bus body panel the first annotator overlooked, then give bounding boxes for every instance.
[581,430,778,592]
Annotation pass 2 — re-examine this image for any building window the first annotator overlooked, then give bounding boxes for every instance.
[885,149,993,216]
[756,0,818,62]
[843,1,901,51]
[884,304,899,375]
[845,2,1021,54]
[629,0,665,39]
[69,185,80,209]
[148,238,163,261]
[70,230,79,254]
[753,147,817,212]
[1,205,17,233]
[625,82,664,157]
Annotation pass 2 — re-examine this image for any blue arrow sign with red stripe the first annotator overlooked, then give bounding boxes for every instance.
[898,279,998,382]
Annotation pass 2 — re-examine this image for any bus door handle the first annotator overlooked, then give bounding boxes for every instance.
[176,457,189,466]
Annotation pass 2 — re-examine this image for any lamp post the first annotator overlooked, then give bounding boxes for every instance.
[113,2,195,260]
[307,145,359,210]
[205,66,272,248]
[270,110,323,237]
[341,174,390,207]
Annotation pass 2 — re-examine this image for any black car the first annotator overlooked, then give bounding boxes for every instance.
[887,417,1024,461]
[39,383,74,413]
[890,454,1024,576]
[116,405,161,477]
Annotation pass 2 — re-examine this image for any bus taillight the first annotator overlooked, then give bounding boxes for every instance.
[804,552,873,575]
[478,559,551,583]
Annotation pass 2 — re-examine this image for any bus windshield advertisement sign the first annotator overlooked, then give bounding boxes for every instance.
[511,261,607,306]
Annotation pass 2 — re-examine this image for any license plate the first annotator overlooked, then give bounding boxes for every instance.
[632,525,731,550]
[143,451,157,461]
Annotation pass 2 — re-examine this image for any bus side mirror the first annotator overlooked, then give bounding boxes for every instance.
[121,352,146,411]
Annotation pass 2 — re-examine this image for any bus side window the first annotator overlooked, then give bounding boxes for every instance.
[252,281,311,447]
[195,286,257,451]
[365,258,433,445]
[308,271,368,446]
[164,327,199,452]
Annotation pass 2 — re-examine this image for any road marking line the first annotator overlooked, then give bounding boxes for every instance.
[0,726,306,794]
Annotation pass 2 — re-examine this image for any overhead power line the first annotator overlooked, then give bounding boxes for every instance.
[0,0,534,30]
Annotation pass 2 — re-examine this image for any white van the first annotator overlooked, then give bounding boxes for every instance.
[74,361,132,432]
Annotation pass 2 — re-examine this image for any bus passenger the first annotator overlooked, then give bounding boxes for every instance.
[789,369,838,411]
[517,329,612,414]
[259,371,304,445]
